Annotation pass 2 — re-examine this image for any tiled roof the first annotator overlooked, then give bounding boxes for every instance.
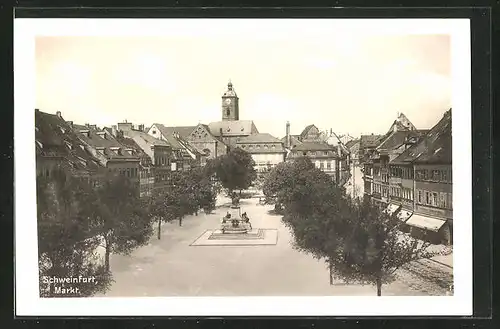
[360,134,384,149]
[208,120,258,137]
[292,141,337,152]
[377,130,426,151]
[391,109,452,164]
[345,139,360,149]
[236,133,282,144]
[73,124,139,161]
[35,110,103,173]
[280,135,302,147]
[157,125,196,139]
[300,124,317,139]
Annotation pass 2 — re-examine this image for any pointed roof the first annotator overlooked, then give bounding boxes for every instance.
[299,124,318,139]
[391,109,451,164]
[222,81,238,97]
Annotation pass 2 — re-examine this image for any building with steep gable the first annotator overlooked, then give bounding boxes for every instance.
[35,109,104,180]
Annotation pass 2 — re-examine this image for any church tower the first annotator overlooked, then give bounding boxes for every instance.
[221,81,239,121]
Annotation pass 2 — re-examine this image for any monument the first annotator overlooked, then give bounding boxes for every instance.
[190,196,278,246]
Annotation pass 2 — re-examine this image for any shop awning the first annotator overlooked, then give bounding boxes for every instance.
[405,214,446,232]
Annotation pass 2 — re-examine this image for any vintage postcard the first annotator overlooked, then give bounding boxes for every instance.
[15,17,472,316]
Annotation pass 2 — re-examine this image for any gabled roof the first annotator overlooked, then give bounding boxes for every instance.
[35,110,103,173]
[73,124,139,161]
[300,124,318,139]
[236,133,282,144]
[391,109,452,165]
[360,134,384,149]
[208,120,258,137]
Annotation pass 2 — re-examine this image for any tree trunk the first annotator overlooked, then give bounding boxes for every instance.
[157,219,161,240]
[376,277,382,296]
[329,262,334,285]
[104,240,111,272]
[179,216,182,227]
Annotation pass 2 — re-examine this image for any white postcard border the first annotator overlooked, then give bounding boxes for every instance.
[14,18,472,316]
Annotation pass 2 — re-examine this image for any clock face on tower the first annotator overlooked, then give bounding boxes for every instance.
[224,98,232,105]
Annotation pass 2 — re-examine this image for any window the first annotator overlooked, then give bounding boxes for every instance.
[226,109,230,116]
[326,162,331,170]
[425,191,431,205]
[432,170,440,181]
[324,151,328,156]
[440,192,447,208]
[432,192,438,206]
[417,190,422,203]
[319,162,324,169]
[442,170,448,182]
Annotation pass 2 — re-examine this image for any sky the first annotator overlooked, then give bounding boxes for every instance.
[35,22,451,138]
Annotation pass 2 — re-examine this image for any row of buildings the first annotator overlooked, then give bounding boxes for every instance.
[36,81,351,197]
[357,111,453,245]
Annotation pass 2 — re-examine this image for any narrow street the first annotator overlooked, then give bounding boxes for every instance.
[98,195,453,297]
[346,163,364,197]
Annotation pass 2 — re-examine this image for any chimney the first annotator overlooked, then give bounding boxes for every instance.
[138,124,144,132]
[286,121,291,148]
[56,111,62,118]
[111,125,118,137]
[337,141,342,157]
[67,121,73,128]
[219,128,223,137]
[89,124,97,130]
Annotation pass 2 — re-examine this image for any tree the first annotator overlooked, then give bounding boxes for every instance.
[273,157,432,295]
[145,188,176,240]
[263,157,316,209]
[277,158,351,284]
[90,173,154,272]
[211,148,257,202]
[332,196,433,296]
[37,168,112,297]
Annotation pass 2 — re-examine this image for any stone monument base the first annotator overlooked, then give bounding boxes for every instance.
[190,229,278,246]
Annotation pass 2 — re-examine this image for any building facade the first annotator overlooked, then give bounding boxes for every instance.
[364,109,453,244]
[235,133,286,172]
[73,123,141,192]
[111,123,176,195]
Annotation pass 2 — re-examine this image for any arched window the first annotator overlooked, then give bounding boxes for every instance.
[226,109,230,116]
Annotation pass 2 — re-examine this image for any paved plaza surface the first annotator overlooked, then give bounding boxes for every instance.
[99,197,452,297]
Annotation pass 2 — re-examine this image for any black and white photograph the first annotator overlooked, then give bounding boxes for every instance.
[15,17,472,316]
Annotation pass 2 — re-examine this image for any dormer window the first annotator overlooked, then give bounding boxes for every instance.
[36,140,43,149]
[79,130,90,138]
[110,147,120,155]
[125,148,134,155]
[65,142,73,150]
[79,145,85,151]
[96,131,107,139]
[96,147,105,155]
[59,126,66,134]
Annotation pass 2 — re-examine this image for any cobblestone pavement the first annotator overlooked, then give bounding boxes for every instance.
[99,199,453,297]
